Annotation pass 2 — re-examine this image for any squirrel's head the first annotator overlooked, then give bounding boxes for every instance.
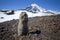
[20,12,28,22]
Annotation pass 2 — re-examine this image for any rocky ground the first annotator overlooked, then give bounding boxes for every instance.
[0,15,60,40]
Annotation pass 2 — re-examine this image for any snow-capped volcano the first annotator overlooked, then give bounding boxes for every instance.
[0,3,60,23]
[26,3,45,13]
[25,3,60,14]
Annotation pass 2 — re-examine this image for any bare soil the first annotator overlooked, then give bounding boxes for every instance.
[0,15,60,40]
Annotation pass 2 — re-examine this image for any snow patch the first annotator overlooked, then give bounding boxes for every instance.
[0,10,54,23]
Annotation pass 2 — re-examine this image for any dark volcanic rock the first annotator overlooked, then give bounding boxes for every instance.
[5,10,14,15]
[0,15,60,40]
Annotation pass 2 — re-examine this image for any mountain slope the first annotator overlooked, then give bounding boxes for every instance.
[0,3,60,23]
[0,15,60,40]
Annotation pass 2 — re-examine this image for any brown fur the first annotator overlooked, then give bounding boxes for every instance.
[17,12,28,36]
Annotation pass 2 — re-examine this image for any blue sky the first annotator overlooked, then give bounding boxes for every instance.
[0,0,60,11]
